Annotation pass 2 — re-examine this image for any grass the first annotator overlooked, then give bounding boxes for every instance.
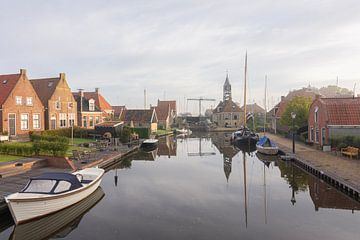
[0,154,24,162]
[66,145,97,157]
[69,138,95,145]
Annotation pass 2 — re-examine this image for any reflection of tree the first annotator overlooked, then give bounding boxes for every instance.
[277,161,308,192]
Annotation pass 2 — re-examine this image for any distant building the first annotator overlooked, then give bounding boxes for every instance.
[308,96,360,146]
[73,90,103,129]
[212,74,243,128]
[120,108,158,133]
[30,73,77,130]
[152,100,176,130]
[112,105,126,119]
[240,103,265,116]
[0,69,45,138]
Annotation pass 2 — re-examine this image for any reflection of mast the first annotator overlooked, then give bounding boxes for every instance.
[114,168,118,187]
[263,163,267,224]
[243,151,248,228]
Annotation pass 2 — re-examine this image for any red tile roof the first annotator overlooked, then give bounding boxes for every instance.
[30,77,60,106]
[319,97,360,125]
[157,100,176,112]
[112,105,126,118]
[0,73,21,106]
[120,109,156,123]
[152,105,170,121]
[213,100,241,113]
[74,91,112,111]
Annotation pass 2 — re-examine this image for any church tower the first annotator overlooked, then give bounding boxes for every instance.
[223,73,232,101]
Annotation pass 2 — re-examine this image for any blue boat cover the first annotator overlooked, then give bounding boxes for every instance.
[257,136,277,147]
[26,172,83,192]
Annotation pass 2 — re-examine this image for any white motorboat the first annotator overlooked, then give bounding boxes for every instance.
[256,136,279,155]
[5,168,105,225]
[141,139,159,149]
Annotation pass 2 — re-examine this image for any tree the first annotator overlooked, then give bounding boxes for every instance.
[280,96,312,130]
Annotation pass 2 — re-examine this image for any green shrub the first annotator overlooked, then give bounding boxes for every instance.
[30,133,69,144]
[0,143,34,156]
[35,127,93,138]
[33,141,69,157]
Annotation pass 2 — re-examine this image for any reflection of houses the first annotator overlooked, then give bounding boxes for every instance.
[120,109,158,133]
[131,149,158,161]
[157,136,176,157]
[308,175,360,212]
[212,132,240,182]
[152,100,176,130]
[30,73,77,130]
[308,96,360,146]
[0,69,45,138]
[212,74,243,128]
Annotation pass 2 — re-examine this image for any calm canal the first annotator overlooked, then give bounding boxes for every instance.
[1,133,360,240]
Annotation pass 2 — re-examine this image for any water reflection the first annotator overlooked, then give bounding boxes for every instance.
[9,187,104,240]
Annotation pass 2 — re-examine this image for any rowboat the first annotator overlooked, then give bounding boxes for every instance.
[256,136,279,155]
[5,167,105,225]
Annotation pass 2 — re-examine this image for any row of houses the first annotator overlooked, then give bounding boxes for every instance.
[0,69,177,138]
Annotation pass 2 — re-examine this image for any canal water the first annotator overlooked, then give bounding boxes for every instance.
[1,133,360,240]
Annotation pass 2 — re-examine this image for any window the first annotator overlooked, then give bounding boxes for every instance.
[89,99,95,111]
[83,116,87,128]
[95,116,100,124]
[21,114,29,130]
[310,127,314,142]
[55,101,61,110]
[233,114,238,120]
[33,114,40,129]
[321,128,326,145]
[26,97,33,106]
[315,128,319,143]
[89,116,94,127]
[314,107,319,123]
[16,96,22,105]
[68,102,73,109]
[60,113,67,128]
[68,113,75,127]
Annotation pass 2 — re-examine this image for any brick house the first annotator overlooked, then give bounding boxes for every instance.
[81,88,114,121]
[0,69,45,137]
[120,109,158,133]
[30,73,77,130]
[151,100,177,130]
[308,96,360,146]
[73,90,103,129]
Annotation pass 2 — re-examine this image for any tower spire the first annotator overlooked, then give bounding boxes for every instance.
[223,71,232,101]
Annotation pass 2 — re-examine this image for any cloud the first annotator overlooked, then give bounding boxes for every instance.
[1,0,360,112]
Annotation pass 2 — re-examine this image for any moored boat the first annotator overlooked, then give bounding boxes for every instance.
[5,167,105,225]
[256,136,279,155]
[140,139,159,150]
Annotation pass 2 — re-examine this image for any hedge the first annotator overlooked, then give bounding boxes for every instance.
[30,133,69,144]
[33,141,69,156]
[330,135,360,149]
[0,143,34,156]
[31,127,93,138]
[132,128,150,138]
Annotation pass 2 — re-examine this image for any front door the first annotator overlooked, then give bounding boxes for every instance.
[8,114,16,136]
[50,116,56,130]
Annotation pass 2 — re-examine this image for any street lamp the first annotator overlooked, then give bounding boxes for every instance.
[291,112,296,154]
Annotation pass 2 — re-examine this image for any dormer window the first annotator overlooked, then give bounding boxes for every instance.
[16,96,22,105]
[26,97,33,106]
[314,106,319,123]
[89,99,95,111]
[55,101,61,110]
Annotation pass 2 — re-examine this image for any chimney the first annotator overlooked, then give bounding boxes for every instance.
[95,88,99,93]
[315,94,321,100]
[59,73,65,79]
[78,89,84,112]
[20,69,26,75]
[281,96,285,101]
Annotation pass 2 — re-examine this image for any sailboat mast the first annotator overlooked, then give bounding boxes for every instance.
[264,75,267,136]
[243,52,248,127]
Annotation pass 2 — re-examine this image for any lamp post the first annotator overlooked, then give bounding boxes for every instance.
[291,112,296,154]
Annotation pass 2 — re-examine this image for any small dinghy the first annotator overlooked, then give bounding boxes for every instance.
[141,139,159,150]
[5,168,104,225]
[256,136,279,155]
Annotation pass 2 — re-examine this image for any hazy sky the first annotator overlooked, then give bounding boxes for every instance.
[1,0,360,113]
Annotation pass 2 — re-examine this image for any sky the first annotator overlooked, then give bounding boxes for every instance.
[1,0,360,114]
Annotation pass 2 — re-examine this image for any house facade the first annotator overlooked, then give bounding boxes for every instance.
[308,96,360,146]
[82,88,114,121]
[30,73,77,130]
[73,90,103,129]
[212,74,243,128]
[120,109,158,133]
[0,69,45,137]
[152,100,177,130]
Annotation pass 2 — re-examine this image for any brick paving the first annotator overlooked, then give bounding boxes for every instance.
[267,133,360,192]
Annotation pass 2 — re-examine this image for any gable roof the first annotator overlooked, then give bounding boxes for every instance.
[152,105,170,121]
[30,77,60,106]
[213,100,241,113]
[316,97,360,125]
[112,105,126,118]
[240,103,265,114]
[83,92,112,111]
[120,109,156,123]
[157,100,176,112]
[0,73,21,106]
[72,92,102,112]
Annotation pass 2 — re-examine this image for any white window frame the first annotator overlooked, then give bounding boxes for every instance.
[21,113,29,130]
[33,113,41,129]
[68,113,75,127]
[55,101,61,110]
[26,97,33,106]
[89,99,95,111]
[314,107,319,123]
[315,128,319,143]
[89,116,94,127]
[59,113,67,128]
[83,116,87,128]
[16,96,22,105]
[95,116,100,124]
[310,127,314,142]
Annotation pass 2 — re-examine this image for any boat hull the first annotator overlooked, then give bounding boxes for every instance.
[6,169,104,225]
[256,145,279,155]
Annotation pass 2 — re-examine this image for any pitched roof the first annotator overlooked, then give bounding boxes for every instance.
[112,105,126,118]
[152,105,170,121]
[77,91,112,111]
[213,100,241,113]
[0,73,21,106]
[318,97,360,125]
[72,93,102,112]
[157,100,176,112]
[120,109,156,123]
[30,77,60,106]
[240,103,265,114]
